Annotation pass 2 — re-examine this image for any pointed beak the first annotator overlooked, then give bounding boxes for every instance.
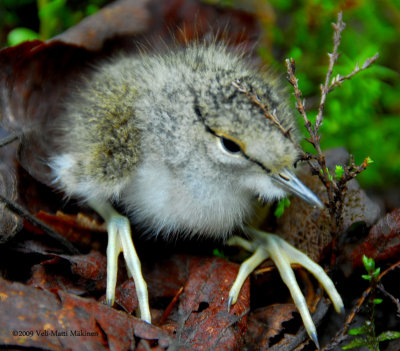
[272,168,324,209]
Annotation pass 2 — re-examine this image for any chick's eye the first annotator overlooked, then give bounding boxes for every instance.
[220,136,242,154]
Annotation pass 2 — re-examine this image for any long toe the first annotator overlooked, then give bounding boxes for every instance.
[228,227,345,348]
[89,200,152,323]
[228,246,269,308]
[105,221,123,306]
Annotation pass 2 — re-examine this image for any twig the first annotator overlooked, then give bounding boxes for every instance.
[0,131,21,147]
[316,12,346,130]
[322,260,400,351]
[378,284,400,317]
[232,79,298,146]
[329,53,379,91]
[0,193,80,254]
[159,286,184,325]
[285,58,331,191]
[285,12,378,241]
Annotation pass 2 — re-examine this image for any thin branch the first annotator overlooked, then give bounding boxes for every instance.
[285,12,378,236]
[0,131,22,148]
[231,79,297,145]
[322,260,400,351]
[286,56,335,211]
[285,59,309,128]
[378,284,400,317]
[316,12,346,130]
[329,53,379,91]
[0,193,80,254]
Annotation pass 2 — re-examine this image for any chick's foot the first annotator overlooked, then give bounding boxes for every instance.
[227,227,344,348]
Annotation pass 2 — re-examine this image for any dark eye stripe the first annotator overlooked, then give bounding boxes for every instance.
[241,153,271,174]
[192,96,271,174]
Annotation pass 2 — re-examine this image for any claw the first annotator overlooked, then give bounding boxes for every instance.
[227,295,233,312]
[311,331,320,350]
[228,227,344,348]
[227,246,268,309]
[89,199,152,324]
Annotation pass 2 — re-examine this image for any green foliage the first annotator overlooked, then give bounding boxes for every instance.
[343,256,400,350]
[274,197,291,217]
[320,167,333,181]
[7,27,40,46]
[335,165,344,180]
[362,255,380,281]
[256,0,400,188]
[366,157,374,165]
[344,323,400,350]
[212,248,228,260]
[377,331,400,342]
[1,0,108,47]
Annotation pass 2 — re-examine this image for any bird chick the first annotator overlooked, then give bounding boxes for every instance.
[50,42,343,347]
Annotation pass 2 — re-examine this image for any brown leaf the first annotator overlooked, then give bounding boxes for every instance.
[25,211,107,249]
[28,261,88,296]
[167,256,250,351]
[246,298,330,350]
[0,40,97,185]
[26,251,109,297]
[114,279,140,315]
[53,0,152,50]
[247,304,298,345]
[348,208,400,269]
[114,254,192,316]
[0,277,172,350]
[0,164,22,243]
[53,0,259,52]
[144,254,191,299]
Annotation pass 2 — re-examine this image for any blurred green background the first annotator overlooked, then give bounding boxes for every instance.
[1,0,399,190]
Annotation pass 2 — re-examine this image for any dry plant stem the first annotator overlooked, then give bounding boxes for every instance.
[232,79,298,147]
[285,12,378,246]
[378,284,400,316]
[0,193,79,254]
[285,58,335,220]
[0,131,21,147]
[159,286,184,325]
[334,155,371,227]
[316,12,346,130]
[322,260,400,351]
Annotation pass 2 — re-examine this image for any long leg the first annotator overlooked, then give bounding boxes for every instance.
[89,199,151,323]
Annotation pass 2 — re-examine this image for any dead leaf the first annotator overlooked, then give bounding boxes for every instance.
[53,0,152,50]
[246,299,330,350]
[167,256,250,351]
[0,40,97,185]
[0,277,172,350]
[0,164,22,243]
[23,211,107,250]
[348,208,400,269]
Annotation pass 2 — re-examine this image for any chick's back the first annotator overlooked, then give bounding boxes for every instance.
[51,58,143,201]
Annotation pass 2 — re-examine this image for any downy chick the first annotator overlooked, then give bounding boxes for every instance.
[51,43,343,347]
